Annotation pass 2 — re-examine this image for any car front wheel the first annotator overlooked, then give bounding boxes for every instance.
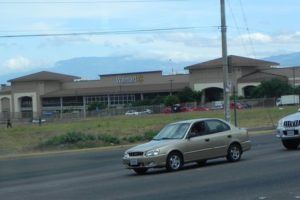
[166,152,183,171]
[282,140,300,150]
[227,143,242,162]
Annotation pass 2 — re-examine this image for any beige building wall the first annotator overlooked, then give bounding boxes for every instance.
[13,92,38,114]
[0,95,12,112]
[11,80,63,114]
[62,73,189,90]
[194,82,224,91]
[237,82,260,96]
[40,81,61,94]
[189,68,223,86]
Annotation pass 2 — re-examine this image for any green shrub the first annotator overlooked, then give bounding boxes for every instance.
[44,131,96,146]
[144,130,157,140]
[127,135,144,143]
[98,134,120,144]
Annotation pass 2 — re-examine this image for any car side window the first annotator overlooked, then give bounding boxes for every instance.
[189,121,207,138]
[205,120,230,134]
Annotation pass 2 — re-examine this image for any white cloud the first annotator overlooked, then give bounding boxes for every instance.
[3,56,33,70]
[0,56,55,77]
[236,32,273,43]
[80,32,221,62]
[277,32,300,42]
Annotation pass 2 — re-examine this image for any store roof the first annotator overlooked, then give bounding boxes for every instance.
[8,71,80,83]
[185,55,279,70]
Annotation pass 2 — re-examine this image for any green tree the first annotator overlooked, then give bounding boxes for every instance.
[164,95,180,106]
[87,102,106,111]
[294,85,300,95]
[132,95,165,106]
[177,87,195,103]
[177,87,202,103]
[132,99,152,106]
[250,78,293,98]
[193,90,202,103]
[151,95,165,105]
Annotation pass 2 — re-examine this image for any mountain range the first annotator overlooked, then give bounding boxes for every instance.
[49,52,300,79]
[53,56,192,80]
[264,52,300,67]
[1,52,300,84]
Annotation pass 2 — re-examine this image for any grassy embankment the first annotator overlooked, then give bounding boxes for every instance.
[0,106,297,156]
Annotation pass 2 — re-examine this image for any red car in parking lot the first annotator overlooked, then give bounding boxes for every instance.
[161,105,210,114]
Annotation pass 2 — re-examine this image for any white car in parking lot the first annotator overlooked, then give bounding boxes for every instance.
[125,109,153,116]
[277,109,300,149]
[125,110,139,116]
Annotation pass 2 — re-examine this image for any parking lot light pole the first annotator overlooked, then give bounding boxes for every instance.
[220,0,231,123]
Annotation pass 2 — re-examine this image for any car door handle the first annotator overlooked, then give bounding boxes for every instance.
[227,135,232,138]
[205,138,210,142]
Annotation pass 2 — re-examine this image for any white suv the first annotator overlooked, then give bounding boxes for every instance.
[277,109,300,149]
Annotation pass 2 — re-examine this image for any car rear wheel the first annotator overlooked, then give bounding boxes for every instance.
[282,140,300,150]
[133,168,148,175]
[166,152,183,171]
[227,143,242,162]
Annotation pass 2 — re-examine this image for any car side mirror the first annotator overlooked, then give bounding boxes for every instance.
[187,132,196,139]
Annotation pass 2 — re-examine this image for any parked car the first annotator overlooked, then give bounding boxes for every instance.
[142,109,153,114]
[161,105,207,114]
[125,109,153,116]
[125,110,139,116]
[276,109,300,149]
[32,118,46,124]
[123,118,251,174]
[192,106,210,112]
[240,102,252,109]
[161,107,172,114]
[211,101,224,110]
[179,106,193,112]
[171,104,182,113]
[230,102,244,109]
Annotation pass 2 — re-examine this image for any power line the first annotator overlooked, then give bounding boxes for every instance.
[0,26,218,38]
[0,0,187,4]
[238,0,257,58]
[226,0,249,56]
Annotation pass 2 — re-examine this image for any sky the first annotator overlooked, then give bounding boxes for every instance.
[0,0,300,81]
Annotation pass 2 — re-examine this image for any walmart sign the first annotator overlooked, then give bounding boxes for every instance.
[116,75,144,84]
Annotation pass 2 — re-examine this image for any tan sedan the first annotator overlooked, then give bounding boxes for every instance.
[123,118,251,174]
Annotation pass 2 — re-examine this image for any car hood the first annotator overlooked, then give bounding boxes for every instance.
[126,139,178,152]
[280,112,300,121]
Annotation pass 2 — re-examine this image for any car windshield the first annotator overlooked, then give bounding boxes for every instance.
[153,123,190,140]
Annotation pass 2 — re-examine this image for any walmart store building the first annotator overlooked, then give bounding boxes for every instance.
[0,55,299,119]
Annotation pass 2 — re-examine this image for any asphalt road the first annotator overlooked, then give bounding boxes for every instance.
[0,134,300,200]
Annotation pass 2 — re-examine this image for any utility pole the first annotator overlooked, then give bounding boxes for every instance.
[220,0,231,122]
[169,79,173,96]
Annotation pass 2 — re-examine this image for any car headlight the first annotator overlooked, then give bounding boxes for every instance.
[145,149,160,157]
[124,152,129,159]
[277,119,284,128]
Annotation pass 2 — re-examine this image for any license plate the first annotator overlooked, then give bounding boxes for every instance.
[130,159,138,166]
[287,130,295,136]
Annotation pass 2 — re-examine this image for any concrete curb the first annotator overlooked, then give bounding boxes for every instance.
[247,126,276,132]
[246,126,275,136]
